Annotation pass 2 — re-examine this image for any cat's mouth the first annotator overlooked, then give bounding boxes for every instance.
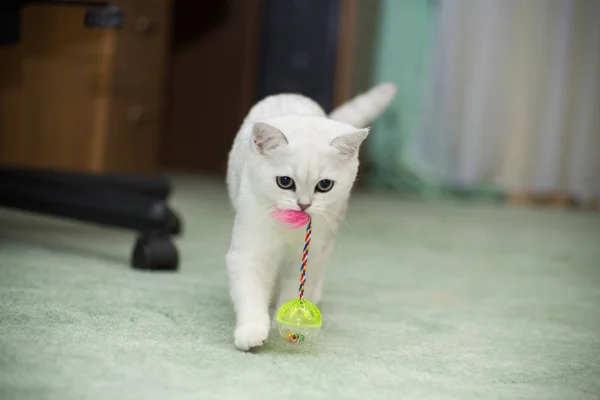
[270,209,310,229]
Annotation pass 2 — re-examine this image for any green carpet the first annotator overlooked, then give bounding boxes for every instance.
[1,176,599,400]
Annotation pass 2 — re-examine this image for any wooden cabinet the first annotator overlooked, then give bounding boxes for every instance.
[0,0,173,174]
[159,0,264,175]
[0,0,380,176]
[159,0,379,176]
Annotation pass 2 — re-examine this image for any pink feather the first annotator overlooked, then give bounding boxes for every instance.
[270,209,309,229]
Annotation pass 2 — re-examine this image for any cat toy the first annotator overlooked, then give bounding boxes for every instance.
[272,210,322,345]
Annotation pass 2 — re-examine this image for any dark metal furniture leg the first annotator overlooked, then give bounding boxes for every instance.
[0,167,182,270]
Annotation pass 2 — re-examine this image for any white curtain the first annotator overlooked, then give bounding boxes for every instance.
[409,0,600,202]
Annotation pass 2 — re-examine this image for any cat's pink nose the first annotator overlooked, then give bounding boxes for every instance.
[298,203,311,211]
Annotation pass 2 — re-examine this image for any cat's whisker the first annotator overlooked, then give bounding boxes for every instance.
[324,208,351,229]
[318,211,339,239]
[255,202,278,224]
[262,206,277,222]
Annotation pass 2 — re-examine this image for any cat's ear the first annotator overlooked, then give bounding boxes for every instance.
[251,122,288,154]
[330,128,370,157]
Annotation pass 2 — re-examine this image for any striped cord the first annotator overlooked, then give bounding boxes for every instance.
[298,216,312,300]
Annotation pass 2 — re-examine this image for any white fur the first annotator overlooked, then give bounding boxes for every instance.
[329,82,397,128]
[225,84,396,350]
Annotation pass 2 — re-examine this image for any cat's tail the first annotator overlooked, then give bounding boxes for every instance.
[328,82,397,128]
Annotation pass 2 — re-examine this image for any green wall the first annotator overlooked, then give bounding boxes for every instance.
[366,0,436,192]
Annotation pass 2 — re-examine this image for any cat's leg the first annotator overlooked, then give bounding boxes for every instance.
[227,222,284,351]
[276,237,334,306]
[269,272,282,309]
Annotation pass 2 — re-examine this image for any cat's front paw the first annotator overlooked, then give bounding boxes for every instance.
[234,317,270,351]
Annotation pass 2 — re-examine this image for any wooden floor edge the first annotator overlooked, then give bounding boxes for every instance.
[507,192,598,210]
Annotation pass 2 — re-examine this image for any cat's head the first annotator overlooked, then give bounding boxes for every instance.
[247,115,369,216]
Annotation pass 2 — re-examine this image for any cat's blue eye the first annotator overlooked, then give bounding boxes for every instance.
[276,176,295,190]
[315,179,334,193]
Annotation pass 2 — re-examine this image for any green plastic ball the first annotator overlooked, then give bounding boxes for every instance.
[275,298,322,344]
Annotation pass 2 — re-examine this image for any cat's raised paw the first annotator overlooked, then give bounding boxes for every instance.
[234,319,270,351]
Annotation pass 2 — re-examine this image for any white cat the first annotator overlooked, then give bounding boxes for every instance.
[225,83,396,350]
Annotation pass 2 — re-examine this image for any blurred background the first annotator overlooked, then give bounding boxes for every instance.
[2,0,598,208]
